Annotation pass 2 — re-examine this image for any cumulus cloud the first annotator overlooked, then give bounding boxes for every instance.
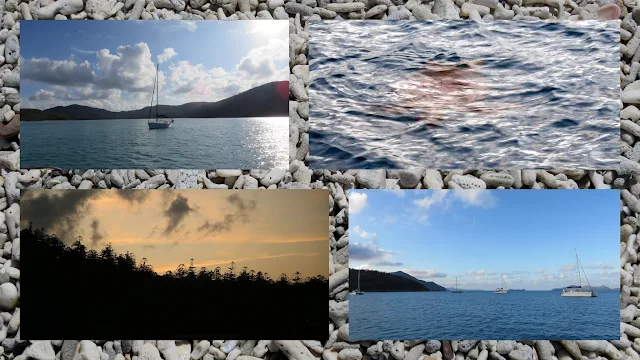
[24,34,288,111]
[22,58,96,86]
[350,241,396,262]
[157,48,177,64]
[350,192,368,214]
[536,268,547,273]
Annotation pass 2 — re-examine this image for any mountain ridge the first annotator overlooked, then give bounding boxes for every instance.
[22,81,289,121]
[391,271,447,291]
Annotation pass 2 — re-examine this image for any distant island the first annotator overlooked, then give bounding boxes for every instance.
[349,269,447,292]
[23,81,289,121]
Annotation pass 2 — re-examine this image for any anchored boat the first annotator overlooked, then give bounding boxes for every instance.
[451,276,462,293]
[350,269,364,295]
[562,249,597,298]
[494,273,508,294]
[148,63,174,130]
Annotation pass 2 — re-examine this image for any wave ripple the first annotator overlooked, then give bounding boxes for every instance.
[309,21,620,169]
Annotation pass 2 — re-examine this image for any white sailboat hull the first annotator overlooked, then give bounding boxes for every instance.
[562,290,597,297]
[148,121,173,129]
[494,290,508,294]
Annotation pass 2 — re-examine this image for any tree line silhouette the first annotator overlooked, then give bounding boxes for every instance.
[22,225,328,340]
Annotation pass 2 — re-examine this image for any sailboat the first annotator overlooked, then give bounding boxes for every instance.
[451,277,462,293]
[494,273,508,294]
[562,249,597,297]
[148,63,174,130]
[350,269,364,295]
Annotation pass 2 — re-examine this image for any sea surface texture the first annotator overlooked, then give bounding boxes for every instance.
[21,118,289,169]
[349,290,619,340]
[309,21,620,169]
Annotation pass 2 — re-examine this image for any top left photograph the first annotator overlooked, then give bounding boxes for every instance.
[20,20,290,170]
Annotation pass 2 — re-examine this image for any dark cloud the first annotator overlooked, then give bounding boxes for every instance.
[90,218,106,246]
[21,189,153,245]
[22,58,96,87]
[23,43,156,96]
[114,190,148,204]
[198,194,257,236]
[142,244,156,250]
[162,194,197,236]
[21,190,101,244]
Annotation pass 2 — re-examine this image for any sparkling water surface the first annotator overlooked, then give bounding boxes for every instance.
[21,117,289,169]
[349,290,619,340]
[309,21,620,169]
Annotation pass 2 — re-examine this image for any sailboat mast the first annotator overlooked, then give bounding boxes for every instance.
[575,248,581,287]
[148,65,157,120]
[155,63,159,121]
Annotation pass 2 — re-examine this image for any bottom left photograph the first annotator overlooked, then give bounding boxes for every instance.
[20,189,329,340]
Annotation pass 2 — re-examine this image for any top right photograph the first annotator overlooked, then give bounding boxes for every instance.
[309,21,619,170]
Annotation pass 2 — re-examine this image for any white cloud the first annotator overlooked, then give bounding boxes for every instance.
[467,269,485,276]
[413,190,448,209]
[407,269,447,278]
[24,36,289,111]
[350,192,367,214]
[157,48,177,64]
[451,190,497,207]
[352,225,377,240]
[383,216,397,224]
[180,20,198,32]
[385,188,406,197]
[560,264,576,272]
[536,268,547,274]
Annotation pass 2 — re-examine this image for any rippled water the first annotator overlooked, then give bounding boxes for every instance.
[349,291,619,340]
[21,118,289,169]
[309,21,620,169]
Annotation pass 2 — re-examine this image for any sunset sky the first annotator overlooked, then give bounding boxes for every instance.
[21,190,328,278]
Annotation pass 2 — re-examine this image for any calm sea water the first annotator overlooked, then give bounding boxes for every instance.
[309,21,619,169]
[349,291,619,340]
[21,118,289,169]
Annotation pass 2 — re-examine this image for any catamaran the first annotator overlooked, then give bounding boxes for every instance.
[494,273,508,294]
[562,249,597,297]
[451,276,462,293]
[148,63,174,130]
[350,269,364,295]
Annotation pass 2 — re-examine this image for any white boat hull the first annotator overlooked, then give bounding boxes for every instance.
[148,121,172,129]
[494,290,508,294]
[562,291,597,297]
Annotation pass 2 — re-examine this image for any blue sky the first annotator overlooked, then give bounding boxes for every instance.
[349,190,619,290]
[21,21,288,111]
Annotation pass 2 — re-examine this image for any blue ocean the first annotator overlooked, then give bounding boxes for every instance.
[349,290,619,340]
[309,21,620,169]
[21,117,289,169]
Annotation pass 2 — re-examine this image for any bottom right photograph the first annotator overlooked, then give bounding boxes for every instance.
[347,190,620,341]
